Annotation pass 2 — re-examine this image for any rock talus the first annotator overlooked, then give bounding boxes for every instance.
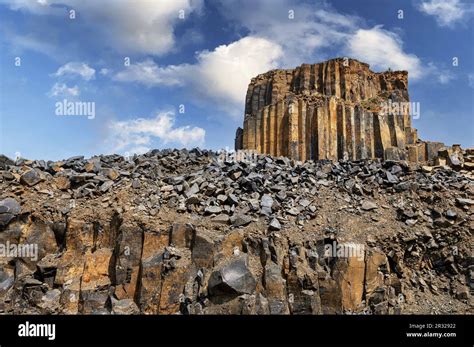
[0,148,472,314]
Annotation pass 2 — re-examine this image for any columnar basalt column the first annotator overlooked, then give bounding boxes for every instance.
[237,57,440,163]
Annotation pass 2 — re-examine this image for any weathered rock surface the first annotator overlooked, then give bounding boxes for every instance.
[236,57,463,166]
[0,148,472,314]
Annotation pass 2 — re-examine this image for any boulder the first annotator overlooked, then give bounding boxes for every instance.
[208,256,256,299]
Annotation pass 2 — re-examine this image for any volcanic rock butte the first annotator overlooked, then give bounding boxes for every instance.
[235,57,444,163]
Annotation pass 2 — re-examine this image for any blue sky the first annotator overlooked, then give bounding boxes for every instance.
[0,0,473,160]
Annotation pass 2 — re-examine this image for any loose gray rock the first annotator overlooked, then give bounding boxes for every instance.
[361,200,378,211]
[0,198,21,227]
[211,214,230,224]
[261,194,273,216]
[20,170,41,186]
[208,257,256,296]
[205,206,222,214]
[456,198,474,206]
[269,218,281,231]
[230,214,252,227]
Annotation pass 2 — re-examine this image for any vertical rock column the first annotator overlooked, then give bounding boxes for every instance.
[255,110,262,153]
[289,100,300,160]
[305,103,314,160]
[364,110,374,159]
[311,104,319,160]
[246,115,256,150]
[345,106,356,160]
[334,60,341,98]
[354,106,361,159]
[336,102,346,160]
[235,127,243,150]
[316,105,328,160]
[261,106,269,154]
[269,105,277,156]
[373,114,393,159]
[242,117,249,150]
[328,97,338,161]
[277,100,286,156]
[298,99,307,161]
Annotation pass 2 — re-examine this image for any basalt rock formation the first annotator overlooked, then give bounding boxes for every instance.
[236,57,445,163]
[0,150,472,315]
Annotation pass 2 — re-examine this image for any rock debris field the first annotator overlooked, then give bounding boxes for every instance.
[0,149,472,314]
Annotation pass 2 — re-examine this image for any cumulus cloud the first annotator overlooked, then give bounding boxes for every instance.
[47,82,79,97]
[217,0,358,67]
[113,2,433,115]
[347,26,423,79]
[417,0,472,27]
[217,1,427,81]
[114,36,283,116]
[108,110,205,152]
[52,62,95,81]
[189,37,282,107]
[5,0,203,55]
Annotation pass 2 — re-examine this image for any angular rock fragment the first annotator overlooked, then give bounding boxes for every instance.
[361,200,378,211]
[260,194,273,215]
[208,256,256,298]
[268,218,281,231]
[230,214,252,227]
[0,198,20,227]
[211,214,230,224]
[204,206,222,215]
[20,169,41,186]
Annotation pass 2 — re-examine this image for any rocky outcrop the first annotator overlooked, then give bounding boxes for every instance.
[236,57,450,164]
[0,149,472,314]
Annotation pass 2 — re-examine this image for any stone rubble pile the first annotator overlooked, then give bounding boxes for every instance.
[0,148,472,314]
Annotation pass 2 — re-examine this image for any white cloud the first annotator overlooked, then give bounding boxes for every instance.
[99,68,110,76]
[113,3,432,115]
[217,0,358,67]
[468,73,474,88]
[114,36,283,116]
[436,70,455,84]
[114,60,189,87]
[108,110,205,152]
[437,72,455,84]
[417,0,471,27]
[424,62,457,84]
[47,82,79,97]
[5,0,203,55]
[190,37,283,107]
[6,0,61,14]
[53,62,95,81]
[218,1,435,83]
[347,26,423,79]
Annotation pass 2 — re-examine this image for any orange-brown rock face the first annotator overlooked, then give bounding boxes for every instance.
[236,58,427,162]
